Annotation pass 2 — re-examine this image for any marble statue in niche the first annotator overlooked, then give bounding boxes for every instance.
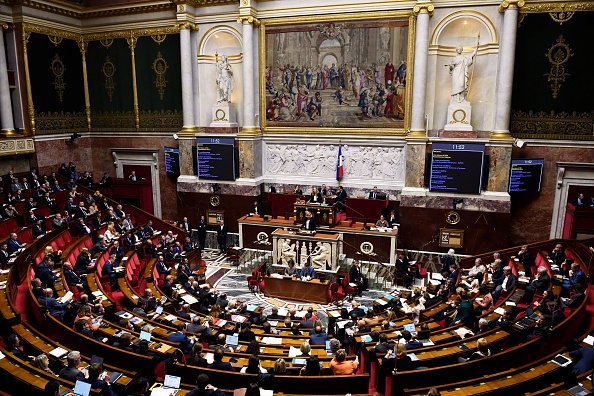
[216,54,234,103]
[448,41,478,103]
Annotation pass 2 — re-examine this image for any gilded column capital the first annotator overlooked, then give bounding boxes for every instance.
[177,22,198,31]
[1,23,9,30]
[413,2,434,16]
[499,0,525,13]
[237,16,260,26]
[77,38,88,54]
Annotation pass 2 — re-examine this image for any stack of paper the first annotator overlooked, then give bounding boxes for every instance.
[261,337,282,345]
[49,347,68,359]
[288,346,300,357]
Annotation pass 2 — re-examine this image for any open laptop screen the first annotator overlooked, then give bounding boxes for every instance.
[164,375,181,389]
[73,380,92,396]
[139,330,151,342]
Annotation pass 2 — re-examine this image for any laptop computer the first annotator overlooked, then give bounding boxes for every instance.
[163,374,181,395]
[417,329,431,343]
[226,334,239,348]
[72,380,92,396]
[568,385,593,396]
[526,306,540,321]
[325,340,333,354]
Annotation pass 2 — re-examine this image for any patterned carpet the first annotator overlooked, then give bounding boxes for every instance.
[203,249,395,318]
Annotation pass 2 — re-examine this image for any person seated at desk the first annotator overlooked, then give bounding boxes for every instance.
[572,193,587,207]
[335,185,347,212]
[285,259,298,276]
[300,211,316,232]
[387,209,399,226]
[309,187,322,203]
[375,214,389,228]
[369,186,381,199]
[300,261,315,279]
[294,185,303,195]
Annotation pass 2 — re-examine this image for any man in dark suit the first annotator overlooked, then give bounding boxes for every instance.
[570,345,594,375]
[155,255,171,275]
[0,242,10,268]
[25,197,37,211]
[300,262,315,279]
[370,333,394,355]
[32,219,45,239]
[206,347,236,371]
[74,248,92,275]
[110,240,124,265]
[90,236,108,256]
[65,198,78,213]
[494,266,516,298]
[251,200,262,215]
[300,312,315,328]
[36,257,58,292]
[216,219,228,254]
[75,201,88,219]
[335,185,347,212]
[523,266,551,303]
[560,283,585,309]
[7,233,25,255]
[387,209,399,226]
[59,351,85,381]
[396,254,413,287]
[180,216,191,233]
[349,260,367,296]
[197,215,207,249]
[6,334,34,363]
[549,244,566,267]
[101,254,119,291]
[52,213,68,229]
[309,325,329,345]
[38,288,71,320]
[168,322,195,353]
[187,374,226,396]
[349,301,365,317]
[162,275,174,298]
[572,193,587,207]
[143,220,155,238]
[300,211,316,231]
[368,186,380,199]
[64,262,92,297]
[512,245,535,276]
[402,330,423,350]
[215,292,229,310]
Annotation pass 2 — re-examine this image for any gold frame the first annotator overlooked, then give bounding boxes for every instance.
[258,10,414,136]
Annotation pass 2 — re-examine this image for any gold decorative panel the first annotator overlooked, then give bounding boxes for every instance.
[544,35,573,99]
[153,52,169,100]
[0,138,35,156]
[50,53,66,102]
[510,109,594,140]
[36,111,86,133]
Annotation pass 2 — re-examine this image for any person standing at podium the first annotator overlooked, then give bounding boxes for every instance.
[301,211,316,231]
[368,186,380,199]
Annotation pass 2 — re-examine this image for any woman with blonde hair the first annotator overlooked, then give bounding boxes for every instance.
[273,358,286,374]
[299,341,311,356]
[34,353,55,375]
[210,304,222,319]
[104,222,120,243]
[69,187,80,199]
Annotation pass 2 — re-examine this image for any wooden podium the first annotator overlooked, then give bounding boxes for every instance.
[264,276,330,304]
[294,202,337,227]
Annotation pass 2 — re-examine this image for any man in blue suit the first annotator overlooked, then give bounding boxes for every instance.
[7,233,25,255]
[309,325,329,345]
[571,345,594,375]
[38,288,71,320]
[300,262,315,279]
[155,255,171,275]
[101,254,120,291]
[168,322,195,353]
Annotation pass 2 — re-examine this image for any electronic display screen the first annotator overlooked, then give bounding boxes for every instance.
[429,143,485,194]
[164,147,180,176]
[196,137,236,181]
[509,158,544,192]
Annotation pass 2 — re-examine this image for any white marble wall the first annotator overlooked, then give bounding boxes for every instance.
[262,138,406,191]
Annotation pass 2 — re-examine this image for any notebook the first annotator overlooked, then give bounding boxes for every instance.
[551,354,572,367]
[72,380,92,396]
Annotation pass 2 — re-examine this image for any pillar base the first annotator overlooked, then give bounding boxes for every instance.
[408,129,427,138]
[178,126,198,134]
[211,104,238,128]
[2,129,19,137]
[239,126,260,135]
[489,130,513,141]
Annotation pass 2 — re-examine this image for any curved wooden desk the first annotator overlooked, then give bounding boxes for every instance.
[264,276,329,304]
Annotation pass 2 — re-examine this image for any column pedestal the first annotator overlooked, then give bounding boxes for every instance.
[444,101,473,131]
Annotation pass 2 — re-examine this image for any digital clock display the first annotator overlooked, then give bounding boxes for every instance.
[429,143,485,194]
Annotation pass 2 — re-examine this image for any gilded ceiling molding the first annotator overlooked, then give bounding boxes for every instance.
[413,3,434,16]
[2,0,175,19]
[172,0,236,7]
[520,1,594,13]
[22,23,78,41]
[260,10,412,27]
[85,25,182,41]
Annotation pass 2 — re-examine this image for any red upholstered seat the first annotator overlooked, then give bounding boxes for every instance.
[329,282,345,304]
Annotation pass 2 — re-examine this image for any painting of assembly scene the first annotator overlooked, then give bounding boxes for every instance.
[265,20,409,128]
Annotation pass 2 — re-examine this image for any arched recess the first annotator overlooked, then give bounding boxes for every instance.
[425,10,499,132]
[199,26,242,57]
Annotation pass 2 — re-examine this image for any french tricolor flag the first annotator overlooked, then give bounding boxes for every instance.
[336,145,344,181]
